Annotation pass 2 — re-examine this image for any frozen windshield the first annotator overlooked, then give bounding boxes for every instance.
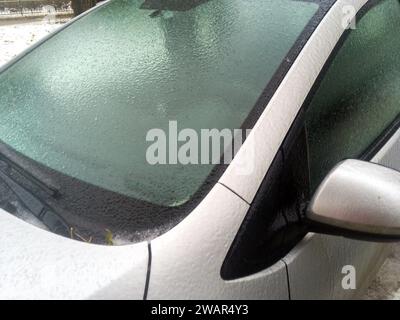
[0,0,318,208]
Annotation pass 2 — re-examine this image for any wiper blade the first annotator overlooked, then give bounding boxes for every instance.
[0,153,59,198]
[0,165,69,236]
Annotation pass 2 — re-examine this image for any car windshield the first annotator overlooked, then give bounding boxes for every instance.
[0,0,318,239]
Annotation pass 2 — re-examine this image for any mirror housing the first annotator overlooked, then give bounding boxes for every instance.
[306,159,400,241]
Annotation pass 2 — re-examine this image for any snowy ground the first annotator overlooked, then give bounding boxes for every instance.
[0,19,399,300]
[0,20,65,66]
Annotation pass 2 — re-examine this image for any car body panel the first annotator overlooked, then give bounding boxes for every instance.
[283,233,390,299]
[0,211,148,299]
[148,183,289,299]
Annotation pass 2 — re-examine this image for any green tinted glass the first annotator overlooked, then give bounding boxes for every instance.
[0,0,318,206]
[306,0,400,191]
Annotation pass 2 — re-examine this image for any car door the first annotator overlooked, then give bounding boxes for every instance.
[284,0,400,299]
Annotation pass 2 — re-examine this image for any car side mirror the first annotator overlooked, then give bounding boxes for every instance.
[306,159,400,241]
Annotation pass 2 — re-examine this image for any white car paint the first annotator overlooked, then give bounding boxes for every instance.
[0,212,148,299]
[148,184,289,299]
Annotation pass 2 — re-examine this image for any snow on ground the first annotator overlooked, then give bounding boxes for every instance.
[0,19,399,300]
[0,20,64,66]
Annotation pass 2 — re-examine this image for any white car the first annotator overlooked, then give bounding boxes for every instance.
[0,0,399,299]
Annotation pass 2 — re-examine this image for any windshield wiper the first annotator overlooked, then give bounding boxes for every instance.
[0,151,59,198]
[0,161,69,236]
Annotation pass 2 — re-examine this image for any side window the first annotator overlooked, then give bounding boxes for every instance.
[305,0,400,191]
